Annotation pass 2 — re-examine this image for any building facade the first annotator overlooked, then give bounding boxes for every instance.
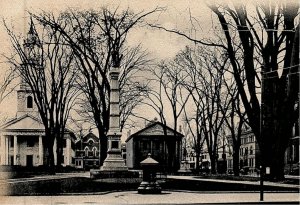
[126,121,184,173]
[0,81,75,167]
[238,130,260,174]
[74,132,100,170]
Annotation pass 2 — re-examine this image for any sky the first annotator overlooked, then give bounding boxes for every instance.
[0,0,278,139]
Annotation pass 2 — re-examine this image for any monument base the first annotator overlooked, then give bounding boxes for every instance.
[177,160,192,175]
[100,150,128,171]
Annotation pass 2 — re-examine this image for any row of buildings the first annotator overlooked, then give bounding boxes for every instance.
[0,77,299,174]
[0,79,184,172]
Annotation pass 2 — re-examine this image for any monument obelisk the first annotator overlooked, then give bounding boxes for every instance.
[100,52,127,171]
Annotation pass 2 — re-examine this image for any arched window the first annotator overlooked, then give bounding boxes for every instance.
[84,147,89,156]
[92,147,97,156]
[27,96,33,108]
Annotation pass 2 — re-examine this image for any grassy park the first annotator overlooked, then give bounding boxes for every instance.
[1,172,298,196]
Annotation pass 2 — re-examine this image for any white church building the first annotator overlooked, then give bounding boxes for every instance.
[0,82,76,167]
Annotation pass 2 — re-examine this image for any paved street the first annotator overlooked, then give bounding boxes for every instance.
[0,191,299,204]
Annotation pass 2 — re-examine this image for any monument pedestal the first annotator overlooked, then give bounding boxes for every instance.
[178,160,192,174]
[100,150,127,171]
[100,131,127,171]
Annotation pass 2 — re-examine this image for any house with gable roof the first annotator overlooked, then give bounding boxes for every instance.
[125,119,184,173]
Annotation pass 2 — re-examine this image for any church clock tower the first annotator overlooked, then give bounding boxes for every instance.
[16,18,40,118]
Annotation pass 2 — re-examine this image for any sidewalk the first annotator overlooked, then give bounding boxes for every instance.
[168,175,300,189]
[0,191,299,204]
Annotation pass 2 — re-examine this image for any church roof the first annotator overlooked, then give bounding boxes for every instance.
[0,114,76,139]
[76,132,99,144]
[125,121,184,142]
[0,113,44,131]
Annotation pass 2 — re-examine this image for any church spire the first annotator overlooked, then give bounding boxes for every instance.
[24,17,40,47]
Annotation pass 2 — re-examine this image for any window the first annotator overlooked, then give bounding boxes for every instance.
[152,141,160,150]
[141,141,150,150]
[27,138,35,147]
[245,147,248,155]
[84,147,89,156]
[27,96,33,108]
[250,146,253,155]
[10,137,14,148]
[92,147,97,156]
[88,140,94,145]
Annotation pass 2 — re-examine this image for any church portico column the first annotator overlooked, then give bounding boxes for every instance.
[66,138,71,166]
[5,136,8,165]
[13,136,18,165]
[39,135,43,165]
[0,135,5,165]
[53,137,57,165]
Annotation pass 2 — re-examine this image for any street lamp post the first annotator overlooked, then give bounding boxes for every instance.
[260,165,264,201]
[260,69,265,202]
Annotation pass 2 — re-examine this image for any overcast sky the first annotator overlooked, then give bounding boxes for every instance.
[0,0,267,138]
[0,0,213,121]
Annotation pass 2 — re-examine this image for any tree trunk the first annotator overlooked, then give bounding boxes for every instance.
[195,152,200,173]
[210,155,216,174]
[233,146,240,176]
[56,136,63,168]
[99,135,107,166]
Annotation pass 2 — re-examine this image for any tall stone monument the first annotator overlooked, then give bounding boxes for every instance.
[100,60,127,171]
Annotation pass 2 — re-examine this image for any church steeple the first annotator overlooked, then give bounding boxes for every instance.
[24,17,41,48]
[16,17,40,118]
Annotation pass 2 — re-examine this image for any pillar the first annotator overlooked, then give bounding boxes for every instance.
[0,135,5,165]
[39,135,43,165]
[66,138,71,166]
[53,137,57,165]
[5,136,8,165]
[13,136,17,165]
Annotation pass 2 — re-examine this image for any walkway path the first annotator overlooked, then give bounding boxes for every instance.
[168,175,300,189]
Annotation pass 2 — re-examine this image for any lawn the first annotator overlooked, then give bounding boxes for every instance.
[2,175,299,196]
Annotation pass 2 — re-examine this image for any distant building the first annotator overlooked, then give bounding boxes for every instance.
[199,136,232,173]
[74,132,100,170]
[238,130,260,174]
[121,143,126,162]
[125,121,184,173]
[284,119,299,175]
[182,145,197,170]
[0,81,76,167]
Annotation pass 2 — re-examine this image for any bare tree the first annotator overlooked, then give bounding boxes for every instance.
[221,71,247,176]
[32,7,160,165]
[5,18,79,172]
[151,1,299,180]
[0,63,18,124]
[179,45,231,174]
[207,2,299,180]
